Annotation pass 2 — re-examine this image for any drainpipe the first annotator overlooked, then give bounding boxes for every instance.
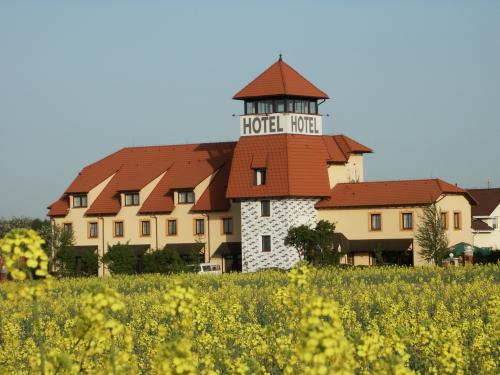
[202,213,211,263]
[100,216,105,276]
[151,215,158,250]
[50,218,55,274]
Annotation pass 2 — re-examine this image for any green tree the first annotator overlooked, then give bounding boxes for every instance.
[102,243,138,275]
[285,220,342,266]
[415,203,449,265]
[143,247,186,274]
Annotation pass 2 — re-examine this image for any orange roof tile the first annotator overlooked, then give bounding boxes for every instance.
[233,58,329,100]
[191,160,232,212]
[316,179,476,209]
[48,142,236,217]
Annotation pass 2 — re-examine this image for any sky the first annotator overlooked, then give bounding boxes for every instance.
[1,1,499,218]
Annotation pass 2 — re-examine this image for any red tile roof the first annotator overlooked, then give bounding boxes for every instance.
[48,135,372,216]
[48,142,236,216]
[472,219,494,231]
[316,179,476,209]
[468,188,500,216]
[226,134,371,199]
[233,58,329,100]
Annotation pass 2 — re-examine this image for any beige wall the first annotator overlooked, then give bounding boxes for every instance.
[317,194,473,265]
[327,154,364,188]
[53,170,241,276]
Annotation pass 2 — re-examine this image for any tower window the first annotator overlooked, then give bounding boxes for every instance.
[310,100,317,114]
[287,99,294,112]
[261,200,271,217]
[245,101,256,115]
[257,100,273,114]
[254,169,266,186]
[275,99,285,112]
[125,192,140,206]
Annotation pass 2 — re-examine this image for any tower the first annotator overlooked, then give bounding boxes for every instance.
[227,57,332,271]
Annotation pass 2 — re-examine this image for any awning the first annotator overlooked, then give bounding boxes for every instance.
[344,239,413,253]
[447,242,491,256]
[164,243,205,256]
[213,242,242,257]
[73,246,98,256]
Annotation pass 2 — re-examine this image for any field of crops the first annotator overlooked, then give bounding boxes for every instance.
[0,260,498,374]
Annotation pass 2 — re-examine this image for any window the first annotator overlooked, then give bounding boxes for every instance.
[254,168,266,186]
[245,101,256,114]
[262,235,271,252]
[294,100,304,113]
[73,195,88,208]
[261,200,271,217]
[440,212,448,230]
[125,192,140,206]
[401,212,413,230]
[492,217,498,230]
[114,221,124,237]
[310,100,317,114]
[63,223,72,232]
[195,219,205,235]
[257,100,273,114]
[167,219,177,236]
[453,212,462,230]
[88,222,98,238]
[141,220,151,236]
[178,191,195,204]
[370,213,382,231]
[275,99,285,112]
[287,99,294,112]
[222,218,233,234]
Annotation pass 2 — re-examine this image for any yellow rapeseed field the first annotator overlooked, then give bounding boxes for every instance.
[0,229,499,374]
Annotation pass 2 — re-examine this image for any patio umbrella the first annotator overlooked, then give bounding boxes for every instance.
[448,242,491,256]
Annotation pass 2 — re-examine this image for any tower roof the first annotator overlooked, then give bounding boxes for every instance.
[233,58,329,100]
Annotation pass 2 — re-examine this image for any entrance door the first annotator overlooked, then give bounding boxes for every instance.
[223,254,242,272]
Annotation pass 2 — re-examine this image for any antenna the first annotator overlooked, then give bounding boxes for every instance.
[278,53,282,61]
[487,178,491,188]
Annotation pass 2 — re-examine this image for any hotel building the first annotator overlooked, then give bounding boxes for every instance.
[48,58,475,275]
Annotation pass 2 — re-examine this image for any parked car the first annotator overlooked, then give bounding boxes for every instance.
[186,263,222,274]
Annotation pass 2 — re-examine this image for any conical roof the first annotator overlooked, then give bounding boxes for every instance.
[233,58,329,100]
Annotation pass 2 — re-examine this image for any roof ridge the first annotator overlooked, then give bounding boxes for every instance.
[122,140,237,151]
[278,60,287,94]
[335,178,453,185]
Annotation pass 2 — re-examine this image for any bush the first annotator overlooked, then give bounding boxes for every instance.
[54,246,98,277]
[474,250,500,264]
[143,248,186,274]
[102,243,138,275]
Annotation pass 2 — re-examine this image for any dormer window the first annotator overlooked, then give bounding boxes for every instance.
[73,195,88,208]
[124,192,140,206]
[254,168,267,186]
[178,191,195,204]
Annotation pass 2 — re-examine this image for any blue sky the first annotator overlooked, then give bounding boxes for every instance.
[1,1,499,218]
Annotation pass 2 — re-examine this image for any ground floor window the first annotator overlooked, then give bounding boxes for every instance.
[262,235,271,252]
[195,219,205,235]
[141,220,151,236]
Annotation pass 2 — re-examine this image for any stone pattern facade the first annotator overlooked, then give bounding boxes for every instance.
[240,198,318,272]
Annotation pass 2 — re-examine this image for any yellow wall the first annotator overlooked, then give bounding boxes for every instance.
[327,154,364,188]
[317,194,473,265]
[53,170,241,276]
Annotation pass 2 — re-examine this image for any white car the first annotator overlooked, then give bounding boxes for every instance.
[187,263,222,274]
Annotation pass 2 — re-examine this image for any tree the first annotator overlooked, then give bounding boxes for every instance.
[285,220,343,266]
[143,247,186,274]
[102,243,138,275]
[415,203,449,265]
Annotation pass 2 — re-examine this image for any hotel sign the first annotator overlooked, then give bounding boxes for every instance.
[240,113,323,137]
